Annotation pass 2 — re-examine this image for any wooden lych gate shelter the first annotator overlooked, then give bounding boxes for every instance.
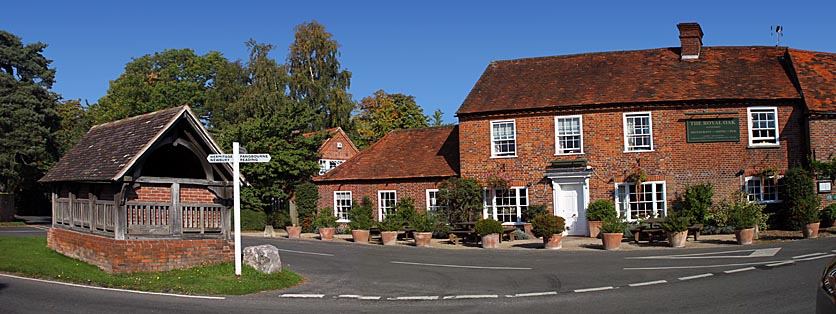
[39,105,236,273]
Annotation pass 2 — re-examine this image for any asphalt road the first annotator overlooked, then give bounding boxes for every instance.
[1,226,832,313]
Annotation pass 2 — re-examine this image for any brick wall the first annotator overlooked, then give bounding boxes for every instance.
[316,178,449,219]
[809,116,836,207]
[320,131,359,160]
[180,186,217,204]
[459,102,805,209]
[126,184,217,204]
[48,228,232,274]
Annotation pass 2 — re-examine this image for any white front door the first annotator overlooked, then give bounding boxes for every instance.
[556,183,588,236]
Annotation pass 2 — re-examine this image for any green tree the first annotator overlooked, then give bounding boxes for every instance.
[0,31,60,199]
[218,41,323,212]
[784,167,821,229]
[287,20,354,132]
[88,48,229,124]
[54,99,90,155]
[354,89,429,149]
[437,177,483,224]
[429,109,446,126]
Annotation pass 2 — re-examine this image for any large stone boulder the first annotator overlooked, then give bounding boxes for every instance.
[243,244,282,274]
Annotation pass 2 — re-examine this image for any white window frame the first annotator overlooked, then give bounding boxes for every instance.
[333,191,352,221]
[623,112,654,152]
[318,159,345,175]
[378,190,397,221]
[426,189,446,217]
[555,115,584,155]
[490,120,517,158]
[745,176,781,203]
[747,107,780,147]
[614,181,666,221]
[482,187,527,224]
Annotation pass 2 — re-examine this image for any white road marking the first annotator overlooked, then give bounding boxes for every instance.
[276,249,334,257]
[795,254,836,262]
[724,267,756,274]
[387,296,439,301]
[390,261,531,270]
[766,261,795,267]
[442,295,498,300]
[281,294,325,298]
[505,291,558,298]
[625,260,775,270]
[793,252,827,259]
[678,273,714,281]
[628,280,667,287]
[0,273,224,300]
[338,295,381,300]
[629,248,781,259]
[574,286,614,293]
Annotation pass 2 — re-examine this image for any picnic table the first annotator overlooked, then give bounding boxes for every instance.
[447,222,519,245]
[630,218,704,243]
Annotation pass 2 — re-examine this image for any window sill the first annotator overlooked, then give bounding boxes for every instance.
[747,144,780,149]
[336,218,351,223]
[623,149,655,153]
[757,200,783,204]
[555,152,585,156]
[491,155,518,159]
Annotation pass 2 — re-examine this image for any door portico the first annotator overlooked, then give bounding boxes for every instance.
[546,168,592,236]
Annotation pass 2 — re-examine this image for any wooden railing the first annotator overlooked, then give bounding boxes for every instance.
[54,198,228,239]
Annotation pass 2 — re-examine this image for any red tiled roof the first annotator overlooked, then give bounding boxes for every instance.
[302,127,359,154]
[457,46,801,115]
[313,126,459,181]
[788,49,836,112]
[302,127,340,138]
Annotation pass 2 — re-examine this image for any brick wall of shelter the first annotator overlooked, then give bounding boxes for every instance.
[458,102,806,210]
[126,184,217,204]
[316,178,450,219]
[48,228,233,274]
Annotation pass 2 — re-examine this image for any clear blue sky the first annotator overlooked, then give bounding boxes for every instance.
[4,0,835,124]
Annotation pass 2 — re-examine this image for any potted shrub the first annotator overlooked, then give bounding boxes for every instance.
[531,214,566,249]
[286,224,302,239]
[822,204,836,228]
[659,212,691,248]
[600,215,627,250]
[474,218,504,249]
[313,210,338,241]
[411,212,438,248]
[377,217,401,245]
[586,200,616,238]
[785,167,822,238]
[728,199,762,245]
[348,197,374,244]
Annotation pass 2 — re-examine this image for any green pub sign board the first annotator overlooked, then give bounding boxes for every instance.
[686,118,740,143]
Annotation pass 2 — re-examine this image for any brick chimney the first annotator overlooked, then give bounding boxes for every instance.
[677,22,703,60]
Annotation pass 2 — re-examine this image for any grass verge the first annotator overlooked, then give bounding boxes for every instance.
[0,236,303,295]
[0,221,26,226]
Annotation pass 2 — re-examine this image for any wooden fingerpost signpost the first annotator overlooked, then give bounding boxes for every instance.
[207,142,271,276]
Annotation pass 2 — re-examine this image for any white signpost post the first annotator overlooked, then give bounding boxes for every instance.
[207,142,271,276]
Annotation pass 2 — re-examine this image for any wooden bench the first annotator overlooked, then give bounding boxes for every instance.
[448,230,477,245]
[687,224,704,241]
[502,227,517,242]
[631,227,665,243]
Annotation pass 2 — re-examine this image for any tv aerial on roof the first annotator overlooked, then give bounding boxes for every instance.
[771,25,783,46]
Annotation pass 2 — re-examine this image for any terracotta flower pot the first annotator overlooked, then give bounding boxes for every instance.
[318,227,335,241]
[803,222,821,239]
[588,221,603,238]
[543,233,564,249]
[602,233,623,251]
[414,232,433,247]
[734,228,755,245]
[481,233,500,249]
[381,231,398,245]
[667,230,687,248]
[286,226,302,239]
[352,229,370,243]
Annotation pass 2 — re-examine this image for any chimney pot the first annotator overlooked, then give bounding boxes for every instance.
[677,22,703,60]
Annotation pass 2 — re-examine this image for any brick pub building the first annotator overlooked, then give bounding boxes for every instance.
[317,23,836,235]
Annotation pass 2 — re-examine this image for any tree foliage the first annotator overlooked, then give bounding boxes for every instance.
[784,167,821,228]
[88,48,228,124]
[437,177,483,224]
[54,99,90,155]
[0,30,60,194]
[354,89,429,149]
[287,20,354,132]
[429,109,446,127]
[217,41,324,212]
